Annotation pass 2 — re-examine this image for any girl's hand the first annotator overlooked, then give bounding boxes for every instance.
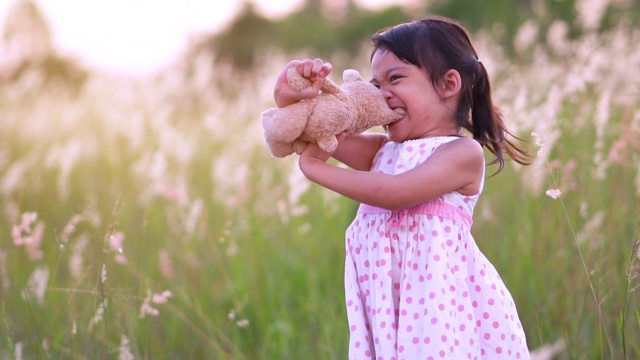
[299,142,332,167]
[274,59,332,108]
[298,133,347,177]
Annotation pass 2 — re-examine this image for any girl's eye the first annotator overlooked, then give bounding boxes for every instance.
[390,75,402,82]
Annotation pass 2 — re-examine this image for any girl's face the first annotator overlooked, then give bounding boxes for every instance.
[370,49,456,142]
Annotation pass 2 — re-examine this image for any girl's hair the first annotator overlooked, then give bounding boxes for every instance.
[371,16,532,173]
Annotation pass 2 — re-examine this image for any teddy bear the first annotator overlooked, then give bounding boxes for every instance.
[261,67,405,158]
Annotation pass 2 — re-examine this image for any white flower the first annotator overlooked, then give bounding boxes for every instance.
[22,266,49,306]
[152,290,172,304]
[118,335,134,360]
[101,264,107,284]
[139,289,172,318]
[545,188,562,199]
[89,300,108,330]
[236,319,250,328]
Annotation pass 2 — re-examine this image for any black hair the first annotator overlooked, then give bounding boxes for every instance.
[371,16,532,172]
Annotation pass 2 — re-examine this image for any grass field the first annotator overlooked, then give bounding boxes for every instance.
[1,22,639,359]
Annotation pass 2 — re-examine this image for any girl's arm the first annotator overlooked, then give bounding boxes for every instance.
[332,133,388,171]
[299,137,484,211]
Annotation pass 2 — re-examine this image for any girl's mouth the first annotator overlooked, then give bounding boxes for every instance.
[384,113,404,131]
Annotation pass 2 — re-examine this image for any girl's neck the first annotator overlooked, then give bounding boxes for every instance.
[414,129,462,140]
[400,134,461,144]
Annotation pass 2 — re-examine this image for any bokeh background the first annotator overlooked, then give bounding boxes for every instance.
[1,0,639,358]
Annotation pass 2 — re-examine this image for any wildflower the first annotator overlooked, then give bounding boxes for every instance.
[228,309,249,328]
[14,342,23,360]
[607,121,640,167]
[575,211,604,246]
[118,335,134,360]
[139,299,159,318]
[514,20,539,54]
[545,189,562,199]
[139,289,172,318]
[185,198,204,234]
[69,235,87,280]
[288,164,311,207]
[101,264,107,284]
[531,132,545,157]
[25,222,44,261]
[630,238,640,285]
[158,250,175,280]
[108,231,127,264]
[529,339,566,360]
[161,185,189,205]
[89,299,108,331]
[12,211,45,261]
[22,266,49,306]
[546,20,569,54]
[152,290,172,304]
[576,0,608,31]
[1,156,27,194]
[11,212,37,244]
[58,214,83,245]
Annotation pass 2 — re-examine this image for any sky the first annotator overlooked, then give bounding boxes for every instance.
[0,0,413,76]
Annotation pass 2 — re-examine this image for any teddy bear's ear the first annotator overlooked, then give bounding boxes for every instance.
[343,69,363,83]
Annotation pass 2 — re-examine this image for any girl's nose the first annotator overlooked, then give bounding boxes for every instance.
[379,85,392,100]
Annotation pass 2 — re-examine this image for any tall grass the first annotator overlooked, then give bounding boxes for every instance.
[1,20,639,359]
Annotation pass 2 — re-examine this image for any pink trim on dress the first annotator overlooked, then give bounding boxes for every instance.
[357,200,473,230]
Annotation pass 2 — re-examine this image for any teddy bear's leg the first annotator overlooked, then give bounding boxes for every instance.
[265,137,295,158]
[292,140,309,155]
[261,106,309,143]
[317,136,338,153]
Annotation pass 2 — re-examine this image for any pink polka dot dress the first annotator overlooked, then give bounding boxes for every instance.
[344,137,530,360]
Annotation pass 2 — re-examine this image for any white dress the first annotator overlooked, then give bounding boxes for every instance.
[344,136,530,360]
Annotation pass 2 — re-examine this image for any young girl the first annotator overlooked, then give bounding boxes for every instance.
[274,16,531,359]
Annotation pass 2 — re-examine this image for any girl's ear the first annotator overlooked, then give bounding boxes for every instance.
[439,69,462,100]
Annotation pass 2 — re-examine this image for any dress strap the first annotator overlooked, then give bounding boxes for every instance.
[358,200,473,230]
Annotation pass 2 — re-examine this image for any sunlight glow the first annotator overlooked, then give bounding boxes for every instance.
[0,0,414,75]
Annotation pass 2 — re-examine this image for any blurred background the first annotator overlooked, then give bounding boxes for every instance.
[1,0,639,358]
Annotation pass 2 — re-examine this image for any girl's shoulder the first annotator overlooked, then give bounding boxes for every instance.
[433,136,483,159]
[433,137,484,196]
[394,136,482,160]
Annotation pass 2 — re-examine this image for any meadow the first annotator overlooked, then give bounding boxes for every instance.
[1,17,640,360]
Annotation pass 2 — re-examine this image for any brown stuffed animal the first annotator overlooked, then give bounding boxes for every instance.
[261,68,405,158]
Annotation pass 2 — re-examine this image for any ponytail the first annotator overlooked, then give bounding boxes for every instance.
[469,61,532,174]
